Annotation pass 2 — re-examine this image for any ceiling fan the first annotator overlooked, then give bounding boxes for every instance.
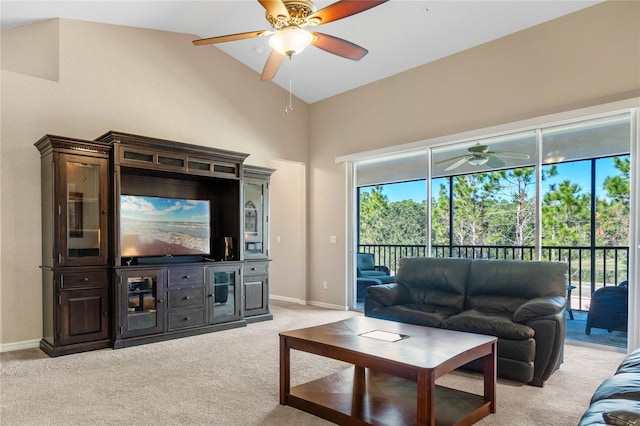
[192,0,389,81]
[436,143,530,171]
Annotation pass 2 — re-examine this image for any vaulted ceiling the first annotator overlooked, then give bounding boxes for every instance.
[1,1,602,103]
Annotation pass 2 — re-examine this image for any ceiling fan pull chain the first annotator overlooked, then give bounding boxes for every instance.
[285,78,294,115]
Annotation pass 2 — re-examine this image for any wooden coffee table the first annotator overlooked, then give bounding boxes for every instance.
[280,316,497,426]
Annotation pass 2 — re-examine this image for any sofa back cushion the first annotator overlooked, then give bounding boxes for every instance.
[396,257,470,313]
[466,260,567,313]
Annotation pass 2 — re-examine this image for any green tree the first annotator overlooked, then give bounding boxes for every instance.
[431,179,450,246]
[597,156,630,246]
[359,186,390,244]
[542,180,591,246]
[384,200,426,244]
[452,173,501,245]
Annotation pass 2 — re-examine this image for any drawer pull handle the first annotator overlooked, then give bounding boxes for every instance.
[83,277,89,281]
[183,296,191,300]
[184,317,190,321]
[251,267,256,271]
[183,275,190,279]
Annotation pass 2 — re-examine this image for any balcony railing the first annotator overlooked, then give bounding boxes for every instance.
[358,244,629,312]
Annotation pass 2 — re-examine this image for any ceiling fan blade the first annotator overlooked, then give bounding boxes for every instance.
[308,0,389,26]
[445,156,472,171]
[193,30,269,46]
[486,156,505,168]
[491,151,530,159]
[311,32,368,60]
[258,0,290,20]
[435,154,470,165]
[261,50,285,81]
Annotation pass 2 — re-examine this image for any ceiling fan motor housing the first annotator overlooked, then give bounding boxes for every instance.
[267,0,321,31]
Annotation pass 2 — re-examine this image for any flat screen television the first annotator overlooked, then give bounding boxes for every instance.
[120,195,211,258]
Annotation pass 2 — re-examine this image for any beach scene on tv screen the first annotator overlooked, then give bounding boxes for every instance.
[120,195,210,257]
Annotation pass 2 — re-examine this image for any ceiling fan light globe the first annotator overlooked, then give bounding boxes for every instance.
[468,157,489,166]
[269,28,313,57]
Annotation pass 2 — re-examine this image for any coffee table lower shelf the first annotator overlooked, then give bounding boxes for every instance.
[288,366,491,426]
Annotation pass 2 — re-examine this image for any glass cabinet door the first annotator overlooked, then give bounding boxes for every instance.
[208,265,241,324]
[244,178,267,258]
[58,154,109,266]
[119,270,164,337]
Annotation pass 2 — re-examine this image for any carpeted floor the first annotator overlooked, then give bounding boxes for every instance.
[0,302,628,425]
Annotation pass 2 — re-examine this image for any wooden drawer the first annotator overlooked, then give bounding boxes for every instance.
[168,308,205,331]
[244,263,268,276]
[60,270,109,289]
[168,287,206,309]
[168,267,205,287]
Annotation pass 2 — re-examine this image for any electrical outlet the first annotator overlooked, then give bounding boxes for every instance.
[323,281,328,290]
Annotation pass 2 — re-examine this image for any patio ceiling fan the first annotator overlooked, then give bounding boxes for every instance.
[436,143,530,171]
[192,0,389,81]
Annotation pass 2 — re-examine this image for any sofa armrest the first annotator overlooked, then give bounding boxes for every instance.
[513,295,566,323]
[366,283,411,306]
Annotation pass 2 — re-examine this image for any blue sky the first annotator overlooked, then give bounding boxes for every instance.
[120,195,210,222]
[364,157,626,202]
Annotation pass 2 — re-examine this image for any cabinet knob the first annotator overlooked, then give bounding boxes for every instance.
[184,317,190,321]
[184,275,190,279]
[157,299,164,303]
[208,294,213,298]
[83,277,89,282]
[183,296,190,300]
[251,267,256,271]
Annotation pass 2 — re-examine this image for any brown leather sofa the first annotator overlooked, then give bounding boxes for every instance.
[364,257,568,387]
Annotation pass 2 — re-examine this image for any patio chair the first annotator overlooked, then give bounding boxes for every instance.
[585,280,628,335]
[356,252,395,284]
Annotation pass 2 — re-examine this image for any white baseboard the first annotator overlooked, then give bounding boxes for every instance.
[0,339,40,353]
[307,300,349,311]
[270,295,307,305]
[271,295,348,311]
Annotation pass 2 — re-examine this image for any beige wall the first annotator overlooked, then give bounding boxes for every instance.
[0,19,309,345]
[307,0,640,307]
[1,0,639,346]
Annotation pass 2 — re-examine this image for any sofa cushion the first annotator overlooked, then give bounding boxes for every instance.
[442,309,535,340]
[464,294,525,314]
[368,304,456,328]
[395,257,470,312]
[616,349,640,374]
[495,337,536,362]
[591,373,640,403]
[579,399,640,426]
[466,260,567,312]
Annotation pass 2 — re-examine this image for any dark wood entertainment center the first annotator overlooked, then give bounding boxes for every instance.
[36,131,274,356]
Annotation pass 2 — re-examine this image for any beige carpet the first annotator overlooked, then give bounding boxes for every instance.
[1,302,627,425]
